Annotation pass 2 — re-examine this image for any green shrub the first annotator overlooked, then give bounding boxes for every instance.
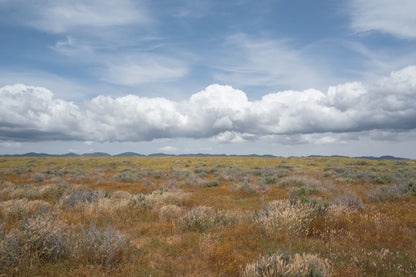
[406,182,416,196]
[204,179,219,187]
[262,175,277,185]
[231,181,257,193]
[113,168,141,182]
[289,184,318,201]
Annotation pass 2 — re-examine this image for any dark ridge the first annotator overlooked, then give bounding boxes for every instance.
[308,155,348,158]
[228,154,278,158]
[81,152,111,157]
[60,152,80,157]
[113,152,146,157]
[0,152,409,160]
[177,153,227,157]
[355,155,407,160]
[147,153,172,157]
[1,152,41,157]
[0,152,77,157]
[307,155,408,160]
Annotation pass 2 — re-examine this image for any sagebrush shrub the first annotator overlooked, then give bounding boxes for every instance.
[289,184,319,201]
[366,184,406,201]
[231,180,270,194]
[332,193,363,208]
[32,173,46,182]
[0,216,71,270]
[111,190,132,200]
[60,190,104,208]
[204,179,219,187]
[279,177,321,188]
[77,224,130,267]
[177,206,240,232]
[405,182,416,196]
[113,168,141,182]
[83,198,131,216]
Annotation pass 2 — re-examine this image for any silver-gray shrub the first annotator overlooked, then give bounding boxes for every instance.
[332,192,363,208]
[113,168,141,182]
[0,216,71,269]
[61,190,104,208]
[366,183,408,202]
[231,181,270,194]
[32,173,46,182]
[77,224,130,267]
[279,177,321,188]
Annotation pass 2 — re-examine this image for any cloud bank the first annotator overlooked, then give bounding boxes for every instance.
[1,66,416,143]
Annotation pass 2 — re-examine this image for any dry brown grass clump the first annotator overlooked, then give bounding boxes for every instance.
[159,204,184,221]
[146,189,190,208]
[177,206,243,232]
[0,198,51,221]
[1,183,68,201]
[255,199,321,235]
[242,251,332,277]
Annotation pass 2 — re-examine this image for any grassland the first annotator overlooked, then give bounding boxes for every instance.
[0,156,415,276]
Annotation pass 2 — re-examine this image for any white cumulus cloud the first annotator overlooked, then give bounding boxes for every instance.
[1,66,416,143]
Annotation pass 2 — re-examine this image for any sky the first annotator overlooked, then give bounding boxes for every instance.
[1,0,416,158]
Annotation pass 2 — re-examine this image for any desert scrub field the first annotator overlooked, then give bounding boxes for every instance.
[0,156,415,276]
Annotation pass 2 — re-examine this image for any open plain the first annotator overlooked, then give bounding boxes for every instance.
[0,156,415,276]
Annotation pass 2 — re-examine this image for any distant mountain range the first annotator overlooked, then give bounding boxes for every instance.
[0,152,409,160]
[307,155,407,160]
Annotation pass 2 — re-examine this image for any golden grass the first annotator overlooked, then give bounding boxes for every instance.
[0,156,415,276]
[242,252,332,277]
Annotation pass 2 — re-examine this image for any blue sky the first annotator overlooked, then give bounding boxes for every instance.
[1,0,416,157]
